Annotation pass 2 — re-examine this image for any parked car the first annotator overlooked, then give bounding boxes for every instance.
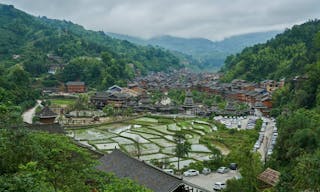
[254,142,260,149]
[273,127,278,133]
[163,169,174,175]
[267,149,273,156]
[229,163,238,170]
[202,167,211,175]
[233,175,242,180]
[217,167,229,174]
[183,169,199,177]
[213,182,226,191]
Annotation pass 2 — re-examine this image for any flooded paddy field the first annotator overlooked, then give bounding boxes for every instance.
[67,116,218,168]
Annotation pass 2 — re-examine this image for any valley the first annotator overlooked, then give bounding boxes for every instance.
[1,2,320,192]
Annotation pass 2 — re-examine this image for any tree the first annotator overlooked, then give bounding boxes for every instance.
[133,136,141,159]
[292,149,320,191]
[224,146,262,192]
[174,132,191,171]
[71,94,89,111]
[0,129,98,192]
[103,104,115,117]
[60,61,83,82]
[0,103,23,127]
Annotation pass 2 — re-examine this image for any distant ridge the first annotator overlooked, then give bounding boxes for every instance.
[106,31,281,71]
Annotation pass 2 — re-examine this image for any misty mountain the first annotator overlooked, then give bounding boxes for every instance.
[106,31,280,71]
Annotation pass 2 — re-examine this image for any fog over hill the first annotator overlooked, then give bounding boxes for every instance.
[106,31,281,71]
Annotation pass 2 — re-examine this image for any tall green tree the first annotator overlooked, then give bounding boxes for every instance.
[174,132,191,171]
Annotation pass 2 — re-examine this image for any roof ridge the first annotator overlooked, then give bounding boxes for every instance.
[111,149,183,180]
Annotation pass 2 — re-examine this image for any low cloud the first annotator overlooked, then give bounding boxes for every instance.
[1,0,319,40]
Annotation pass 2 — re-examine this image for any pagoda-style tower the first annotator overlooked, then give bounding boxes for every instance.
[36,106,57,124]
[183,90,195,115]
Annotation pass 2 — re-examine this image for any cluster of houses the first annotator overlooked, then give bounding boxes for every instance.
[42,68,284,117]
[89,69,284,116]
[90,85,184,114]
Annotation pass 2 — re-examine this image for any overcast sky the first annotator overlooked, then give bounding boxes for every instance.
[1,0,319,40]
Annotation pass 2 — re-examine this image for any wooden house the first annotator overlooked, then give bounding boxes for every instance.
[66,81,86,93]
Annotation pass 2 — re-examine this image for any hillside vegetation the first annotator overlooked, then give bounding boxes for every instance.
[221,20,320,191]
[0,4,182,89]
[222,20,320,82]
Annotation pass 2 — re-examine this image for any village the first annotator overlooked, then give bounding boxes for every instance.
[23,69,282,192]
[45,69,284,117]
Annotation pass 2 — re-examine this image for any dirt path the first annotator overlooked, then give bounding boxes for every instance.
[22,100,41,124]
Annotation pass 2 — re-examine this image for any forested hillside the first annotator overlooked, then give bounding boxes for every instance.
[0,5,156,190]
[222,20,320,82]
[221,20,320,191]
[0,4,182,89]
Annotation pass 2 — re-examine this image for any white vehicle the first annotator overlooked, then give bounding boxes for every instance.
[254,142,260,149]
[273,127,278,132]
[183,169,199,177]
[163,169,174,175]
[267,149,273,156]
[213,182,226,191]
[202,167,211,175]
[217,167,229,174]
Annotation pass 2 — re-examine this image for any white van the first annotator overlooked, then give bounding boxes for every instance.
[213,182,226,191]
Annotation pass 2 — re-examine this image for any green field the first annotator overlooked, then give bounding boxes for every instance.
[50,98,76,106]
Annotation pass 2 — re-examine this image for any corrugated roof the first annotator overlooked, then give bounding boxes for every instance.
[257,168,280,187]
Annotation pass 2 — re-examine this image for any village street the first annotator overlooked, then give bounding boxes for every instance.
[258,118,276,162]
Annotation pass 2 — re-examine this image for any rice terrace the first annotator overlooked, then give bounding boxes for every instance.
[67,116,220,168]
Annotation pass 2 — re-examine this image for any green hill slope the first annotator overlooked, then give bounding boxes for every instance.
[0,4,182,79]
[221,20,320,191]
[222,20,320,82]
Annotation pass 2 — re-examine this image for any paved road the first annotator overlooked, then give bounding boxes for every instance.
[22,100,41,124]
[184,171,240,191]
[258,117,275,162]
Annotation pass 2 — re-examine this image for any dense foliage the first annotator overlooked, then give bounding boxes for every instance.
[0,64,38,110]
[221,20,320,191]
[0,4,160,188]
[222,20,320,82]
[0,4,182,89]
[0,105,151,192]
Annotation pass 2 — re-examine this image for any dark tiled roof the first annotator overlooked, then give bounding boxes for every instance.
[184,98,194,106]
[254,102,267,109]
[37,106,57,118]
[93,92,110,98]
[66,81,85,86]
[108,85,123,92]
[97,149,183,192]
